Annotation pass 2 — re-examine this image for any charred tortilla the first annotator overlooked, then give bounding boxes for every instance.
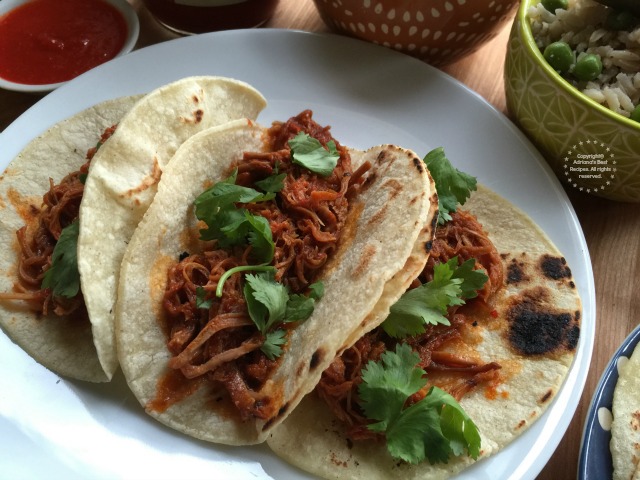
[266,185,582,479]
[115,117,436,445]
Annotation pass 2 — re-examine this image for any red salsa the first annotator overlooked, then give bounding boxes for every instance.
[0,0,128,85]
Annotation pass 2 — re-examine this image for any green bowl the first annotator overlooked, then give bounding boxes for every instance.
[504,0,640,202]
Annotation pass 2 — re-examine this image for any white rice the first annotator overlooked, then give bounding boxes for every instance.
[529,0,640,118]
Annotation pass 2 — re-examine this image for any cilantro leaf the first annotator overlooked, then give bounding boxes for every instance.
[421,387,482,462]
[284,294,316,323]
[41,221,80,299]
[255,172,286,193]
[242,273,323,359]
[284,281,324,322]
[289,132,340,176]
[451,258,488,300]
[308,281,324,300]
[194,172,275,264]
[437,390,482,459]
[381,286,452,339]
[423,148,477,225]
[195,286,212,309]
[261,329,287,360]
[358,344,481,465]
[382,257,488,338]
[194,170,275,244]
[386,398,445,464]
[218,210,274,264]
[244,272,289,332]
[359,344,427,431]
[244,213,275,263]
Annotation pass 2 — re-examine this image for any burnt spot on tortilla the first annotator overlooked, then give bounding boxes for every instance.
[179,108,204,124]
[412,156,424,173]
[566,324,580,350]
[310,349,324,371]
[516,419,526,430]
[261,402,291,431]
[425,240,433,252]
[192,95,200,104]
[631,411,640,431]
[540,255,572,280]
[540,389,553,404]
[506,286,580,356]
[430,208,438,231]
[507,260,526,285]
[375,149,392,165]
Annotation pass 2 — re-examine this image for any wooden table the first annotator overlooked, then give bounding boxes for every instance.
[2,1,639,478]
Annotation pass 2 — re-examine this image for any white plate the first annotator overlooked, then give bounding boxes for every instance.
[0,29,595,480]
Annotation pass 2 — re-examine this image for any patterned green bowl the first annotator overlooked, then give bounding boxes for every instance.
[504,0,640,202]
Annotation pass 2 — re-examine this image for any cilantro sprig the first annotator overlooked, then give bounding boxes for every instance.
[288,132,340,177]
[41,221,81,299]
[382,257,488,338]
[194,170,276,263]
[423,147,477,225]
[358,343,481,465]
[243,272,324,359]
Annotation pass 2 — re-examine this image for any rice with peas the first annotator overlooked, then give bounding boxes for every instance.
[528,0,640,118]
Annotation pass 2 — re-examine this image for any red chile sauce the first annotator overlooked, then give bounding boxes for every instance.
[0,0,128,85]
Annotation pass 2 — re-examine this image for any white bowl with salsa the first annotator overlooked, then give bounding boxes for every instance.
[0,0,139,93]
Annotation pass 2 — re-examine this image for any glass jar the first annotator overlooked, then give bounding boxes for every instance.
[143,0,280,35]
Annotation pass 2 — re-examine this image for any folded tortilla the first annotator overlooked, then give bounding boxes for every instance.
[611,341,640,480]
[78,76,267,381]
[115,119,437,444]
[0,96,140,382]
[267,185,583,479]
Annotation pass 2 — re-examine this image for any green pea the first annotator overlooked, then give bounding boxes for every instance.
[541,0,568,12]
[631,105,640,123]
[605,10,639,31]
[543,41,574,74]
[573,54,603,81]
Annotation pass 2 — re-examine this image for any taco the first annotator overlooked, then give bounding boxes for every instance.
[611,341,640,480]
[0,96,140,382]
[267,151,583,479]
[77,76,266,381]
[0,76,266,383]
[115,110,437,445]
